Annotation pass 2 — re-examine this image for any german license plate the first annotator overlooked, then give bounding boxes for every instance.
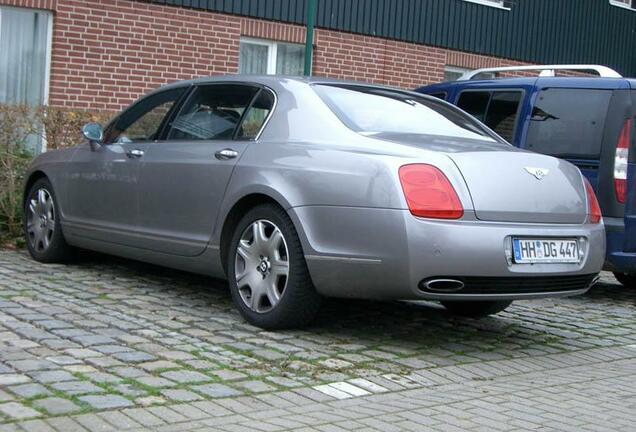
[512,238,579,264]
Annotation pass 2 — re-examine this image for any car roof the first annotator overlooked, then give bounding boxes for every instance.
[418,76,635,93]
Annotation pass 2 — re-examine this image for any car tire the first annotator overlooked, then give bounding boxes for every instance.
[441,300,512,318]
[24,178,75,263]
[227,203,322,329]
[613,272,636,288]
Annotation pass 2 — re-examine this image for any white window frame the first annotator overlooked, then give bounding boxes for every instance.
[609,0,636,11]
[445,66,470,79]
[240,37,278,74]
[462,0,511,10]
[0,6,53,105]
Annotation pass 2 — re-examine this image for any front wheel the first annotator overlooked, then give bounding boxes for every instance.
[613,272,636,288]
[227,204,322,329]
[441,300,512,318]
[24,178,75,263]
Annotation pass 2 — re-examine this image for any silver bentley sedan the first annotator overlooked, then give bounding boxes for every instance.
[23,76,605,329]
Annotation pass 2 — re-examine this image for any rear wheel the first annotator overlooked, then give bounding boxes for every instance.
[24,178,74,263]
[441,300,512,318]
[227,204,322,329]
[613,272,636,288]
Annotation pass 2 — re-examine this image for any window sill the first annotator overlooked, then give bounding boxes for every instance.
[462,0,511,10]
[609,1,636,12]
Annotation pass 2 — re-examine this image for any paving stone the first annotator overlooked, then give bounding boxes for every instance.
[0,402,40,420]
[138,360,179,371]
[111,351,156,363]
[160,370,212,384]
[33,397,81,415]
[29,370,76,383]
[160,389,203,401]
[6,359,57,372]
[135,376,176,388]
[192,383,243,398]
[233,380,276,393]
[50,380,104,395]
[78,394,134,410]
[7,383,51,398]
[0,374,31,386]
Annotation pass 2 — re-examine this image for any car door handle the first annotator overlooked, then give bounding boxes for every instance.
[126,149,144,158]
[215,148,238,160]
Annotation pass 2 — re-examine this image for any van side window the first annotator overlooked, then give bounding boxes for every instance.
[428,92,447,100]
[526,89,612,159]
[457,91,490,122]
[457,90,522,142]
[485,92,523,143]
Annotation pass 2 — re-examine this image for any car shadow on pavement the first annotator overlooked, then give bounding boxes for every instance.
[67,250,636,352]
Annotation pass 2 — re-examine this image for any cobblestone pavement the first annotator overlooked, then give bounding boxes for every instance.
[0,249,635,431]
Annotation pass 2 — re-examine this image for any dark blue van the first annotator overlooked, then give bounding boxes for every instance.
[417,65,636,288]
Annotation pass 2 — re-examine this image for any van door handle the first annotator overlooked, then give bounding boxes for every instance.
[215,148,238,160]
[126,149,144,158]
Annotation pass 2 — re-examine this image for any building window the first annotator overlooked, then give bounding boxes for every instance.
[239,38,305,75]
[462,0,512,10]
[445,66,496,81]
[610,0,636,10]
[444,66,470,81]
[0,6,52,106]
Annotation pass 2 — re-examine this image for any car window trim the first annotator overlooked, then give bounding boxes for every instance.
[164,82,264,142]
[235,86,278,142]
[456,88,526,143]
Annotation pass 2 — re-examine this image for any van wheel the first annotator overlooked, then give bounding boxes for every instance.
[441,300,512,318]
[227,204,322,329]
[613,272,636,288]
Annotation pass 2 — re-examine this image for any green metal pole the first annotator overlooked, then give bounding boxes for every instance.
[304,0,316,76]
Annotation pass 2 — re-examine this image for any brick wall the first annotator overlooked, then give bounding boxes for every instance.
[1,0,533,111]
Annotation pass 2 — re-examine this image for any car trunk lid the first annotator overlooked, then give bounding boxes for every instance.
[448,151,587,224]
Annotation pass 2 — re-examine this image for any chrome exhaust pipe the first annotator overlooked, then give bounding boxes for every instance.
[422,278,465,292]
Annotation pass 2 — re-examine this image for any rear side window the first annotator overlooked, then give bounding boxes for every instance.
[457,90,522,142]
[236,89,275,140]
[167,85,259,141]
[526,89,612,159]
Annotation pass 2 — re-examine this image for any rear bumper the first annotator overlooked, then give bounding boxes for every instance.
[290,206,606,301]
[604,217,636,273]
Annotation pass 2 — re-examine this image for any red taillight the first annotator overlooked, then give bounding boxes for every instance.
[614,118,632,204]
[584,178,602,224]
[398,164,463,219]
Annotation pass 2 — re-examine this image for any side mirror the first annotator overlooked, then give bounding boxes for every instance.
[82,123,104,151]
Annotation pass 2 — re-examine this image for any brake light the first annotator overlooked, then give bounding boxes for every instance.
[614,118,632,204]
[399,164,463,219]
[584,178,601,224]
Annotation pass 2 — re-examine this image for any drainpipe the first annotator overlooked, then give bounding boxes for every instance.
[304,0,316,76]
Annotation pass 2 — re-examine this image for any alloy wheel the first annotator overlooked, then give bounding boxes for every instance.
[234,219,289,313]
[26,188,56,253]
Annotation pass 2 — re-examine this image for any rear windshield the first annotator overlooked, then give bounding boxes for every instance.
[313,84,496,142]
[526,88,612,160]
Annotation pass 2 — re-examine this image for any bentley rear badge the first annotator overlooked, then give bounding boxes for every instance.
[525,167,549,180]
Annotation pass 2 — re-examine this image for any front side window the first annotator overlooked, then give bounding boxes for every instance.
[313,84,496,142]
[167,85,259,141]
[105,88,186,144]
[239,38,305,75]
[526,89,612,159]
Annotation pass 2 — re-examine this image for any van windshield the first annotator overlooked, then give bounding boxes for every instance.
[526,88,612,160]
[313,84,497,142]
